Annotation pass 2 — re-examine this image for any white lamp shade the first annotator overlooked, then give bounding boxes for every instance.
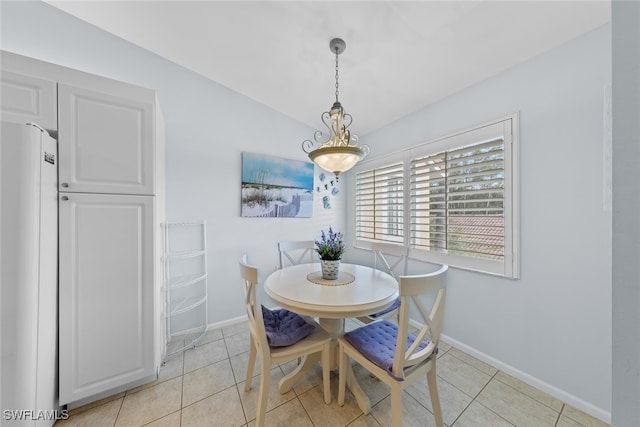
[309,146,365,175]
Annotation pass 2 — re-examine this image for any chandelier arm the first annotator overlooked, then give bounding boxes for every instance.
[342,112,353,130]
[302,139,314,154]
[320,112,335,143]
[337,128,349,146]
[360,143,370,158]
[313,129,328,145]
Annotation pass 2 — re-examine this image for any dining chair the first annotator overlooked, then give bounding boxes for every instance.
[356,241,409,324]
[278,240,316,268]
[337,265,449,427]
[239,255,331,427]
[277,240,319,366]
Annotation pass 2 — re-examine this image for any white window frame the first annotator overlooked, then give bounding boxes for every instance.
[352,114,519,279]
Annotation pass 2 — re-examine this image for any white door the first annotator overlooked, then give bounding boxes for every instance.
[57,83,155,195]
[58,193,155,405]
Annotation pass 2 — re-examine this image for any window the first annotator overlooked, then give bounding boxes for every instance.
[353,115,519,278]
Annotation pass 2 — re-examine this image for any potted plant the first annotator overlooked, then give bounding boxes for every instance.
[315,227,345,279]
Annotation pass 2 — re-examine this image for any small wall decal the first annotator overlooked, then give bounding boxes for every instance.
[317,172,339,209]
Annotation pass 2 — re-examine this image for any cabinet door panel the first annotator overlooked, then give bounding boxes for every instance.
[0,71,57,131]
[58,83,154,195]
[59,193,155,405]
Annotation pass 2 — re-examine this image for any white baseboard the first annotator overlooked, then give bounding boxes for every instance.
[439,332,611,425]
[207,314,248,332]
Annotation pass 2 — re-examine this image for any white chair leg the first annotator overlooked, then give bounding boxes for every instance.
[321,344,331,404]
[427,365,444,427]
[390,385,403,427]
[255,360,271,427]
[244,339,257,392]
[337,343,347,406]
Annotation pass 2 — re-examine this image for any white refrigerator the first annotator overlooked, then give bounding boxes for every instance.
[1,122,59,426]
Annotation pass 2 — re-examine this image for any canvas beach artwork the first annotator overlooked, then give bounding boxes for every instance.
[241,152,315,218]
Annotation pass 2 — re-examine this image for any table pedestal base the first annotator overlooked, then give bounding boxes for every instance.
[318,318,343,369]
[277,318,372,415]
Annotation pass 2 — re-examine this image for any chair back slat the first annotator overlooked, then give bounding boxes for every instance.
[278,241,315,268]
[406,298,431,353]
[391,265,448,379]
[240,255,270,353]
[364,241,408,279]
[354,242,408,323]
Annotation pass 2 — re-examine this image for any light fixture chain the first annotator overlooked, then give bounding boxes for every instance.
[335,48,340,103]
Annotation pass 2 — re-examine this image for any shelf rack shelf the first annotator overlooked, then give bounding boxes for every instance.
[162,221,208,361]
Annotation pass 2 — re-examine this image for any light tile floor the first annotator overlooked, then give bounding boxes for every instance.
[55,320,610,427]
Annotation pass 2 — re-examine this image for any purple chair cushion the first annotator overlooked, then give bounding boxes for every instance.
[369,298,401,318]
[343,320,431,379]
[261,306,315,347]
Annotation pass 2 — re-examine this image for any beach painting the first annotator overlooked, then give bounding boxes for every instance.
[241,152,315,218]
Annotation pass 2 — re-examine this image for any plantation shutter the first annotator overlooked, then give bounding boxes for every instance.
[352,115,517,278]
[410,138,505,260]
[355,162,404,243]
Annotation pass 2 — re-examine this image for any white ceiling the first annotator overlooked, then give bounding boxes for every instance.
[45,1,610,135]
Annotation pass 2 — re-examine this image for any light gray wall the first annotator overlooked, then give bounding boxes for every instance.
[344,24,612,421]
[1,1,621,423]
[0,1,345,325]
[612,1,640,426]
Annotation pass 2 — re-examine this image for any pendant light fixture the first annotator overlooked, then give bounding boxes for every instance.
[302,38,369,181]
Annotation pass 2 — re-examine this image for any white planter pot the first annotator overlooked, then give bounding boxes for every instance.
[320,259,341,280]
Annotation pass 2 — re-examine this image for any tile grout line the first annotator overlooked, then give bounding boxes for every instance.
[554,404,566,427]
[179,342,186,427]
[226,341,252,427]
[447,369,500,427]
[492,372,565,415]
[295,394,315,426]
[232,381,250,426]
[112,397,124,427]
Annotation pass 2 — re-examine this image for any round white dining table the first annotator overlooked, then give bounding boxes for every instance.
[264,262,398,324]
[264,262,398,413]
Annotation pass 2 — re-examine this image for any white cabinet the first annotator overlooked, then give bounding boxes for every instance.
[0,70,57,131]
[1,50,166,407]
[58,193,155,404]
[58,83,155,195]
[56,79,163,406]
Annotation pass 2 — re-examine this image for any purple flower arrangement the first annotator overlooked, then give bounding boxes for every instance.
[315,227,345,261]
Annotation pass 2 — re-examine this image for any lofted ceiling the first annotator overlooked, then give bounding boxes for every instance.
[45,1,610,135]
